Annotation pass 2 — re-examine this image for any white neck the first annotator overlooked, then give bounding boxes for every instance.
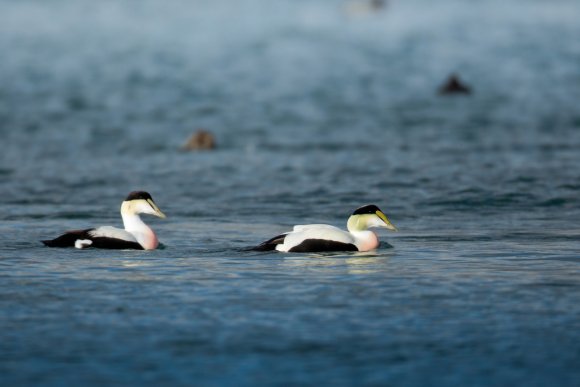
[121,212,158,250]
[347,215,380,251]
[347,215,365,233]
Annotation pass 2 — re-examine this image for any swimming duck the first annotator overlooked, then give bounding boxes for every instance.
[42,191,166,250]
[254,204,397,252]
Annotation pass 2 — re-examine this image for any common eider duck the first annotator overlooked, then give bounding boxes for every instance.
[42,191,166,250]
[254,204,397,253]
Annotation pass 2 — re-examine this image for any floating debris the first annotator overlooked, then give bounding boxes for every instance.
[181,129,216,151]
[344,0,388,16]
[438,74,472,95]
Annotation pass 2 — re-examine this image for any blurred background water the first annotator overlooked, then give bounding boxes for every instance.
[1,0,580,385]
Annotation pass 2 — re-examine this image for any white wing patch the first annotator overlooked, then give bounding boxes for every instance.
[89,226,137,242]
[75,239,93,249]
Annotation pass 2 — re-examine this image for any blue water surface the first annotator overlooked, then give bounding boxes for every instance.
[1,0,579,386]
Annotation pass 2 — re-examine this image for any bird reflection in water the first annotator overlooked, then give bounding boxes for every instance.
[280,251,393,275]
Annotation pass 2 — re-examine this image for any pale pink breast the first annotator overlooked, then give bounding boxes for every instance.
[141,228,159,250]
[356,231,379,252]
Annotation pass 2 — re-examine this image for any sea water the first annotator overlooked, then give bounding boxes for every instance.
[1,0,579,385]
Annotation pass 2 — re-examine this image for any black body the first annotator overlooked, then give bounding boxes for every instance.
[288,239,358,252]
[42,229,144,250]
[253,234,359,253]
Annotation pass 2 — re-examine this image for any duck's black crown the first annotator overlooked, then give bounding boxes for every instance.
[352,204,382,215]
[125,191,153,201]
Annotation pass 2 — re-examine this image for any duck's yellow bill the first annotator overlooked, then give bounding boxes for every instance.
[376,210,397,231]
[147,199,167,218]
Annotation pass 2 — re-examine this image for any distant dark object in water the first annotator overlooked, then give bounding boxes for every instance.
[181,129,216,151]
[371,0,387,9]
[438,74,472,95]
[344,0,387,15]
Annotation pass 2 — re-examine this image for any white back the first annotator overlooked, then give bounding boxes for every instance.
[284,225,355,247]
[293,224,343,232]
[89,226,138,242]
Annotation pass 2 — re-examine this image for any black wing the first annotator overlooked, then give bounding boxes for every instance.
[42,229,144,250]
[252,233,287,251]
[42,229,94,248]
